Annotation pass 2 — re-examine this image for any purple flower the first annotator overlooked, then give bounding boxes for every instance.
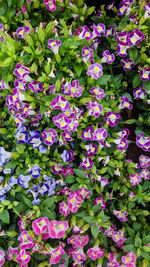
[93,128,108,142]
[94,197,106,209]
[117,31,129,46]
[42,128,57,146]
[18,175,31,188]
[52,113,69,130]
[139,155,150,168]
[15,127,29,144]
[129,174,141,186]
[28,130,42,148]
[82,47,93,63]
[0,250,5,266]
[90,23,105,37]
[28,81,43,93]
[136,133,150,151]
[139,67,150,81]
[16,26,30,39]
[133,85,146,100]
[86,101,103,118]
[48,39,61,54]
[113,210,128,222]
[115,138,128,151]
[39,145,47,154]
[61,82,71,96]
[62,130,72,141]
[81,126,93,141]
[119,96,133,110]
[105,26,115,36]
[101,50,115,64]
[28,164,42,179]
[117,44,129,57]
[14,63,32,82]
[105,112,120,127]
[121,58,134,71]
[14,79,27,91]
[52,164,64,175]
[79,25,93,40]
[61,150,74,162]
[80,157,93,169]
[143,2,150,18]
[0,79,9,90]
[128,28,145,46]
[90,87,105,100]
[118,128,130,139]
[107,2,115,10]
[70,80,83,97]
[118,3,130,16]
[44,0,56,12]
[86,63,103,79]
[51,95,70,112]
[67,118,79,131]
[9,176,18,186]
[85,143,98,156]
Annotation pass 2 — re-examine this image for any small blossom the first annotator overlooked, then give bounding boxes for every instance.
[94,197,106,209]
[105,112,120,127]
[121,58,134,71]
[86,63,103,80]
[80,157,93,169]
[101,50,115,64]
[48,220,69,238]
[48,39,61,54]
[87,246,104,260]
[44,0,56,12]
[113,210,128,222]
[32,217,49,235]
[128,28,145,46]
[42,128,57,145]
[129,174,141,186]
[139,67,150,81]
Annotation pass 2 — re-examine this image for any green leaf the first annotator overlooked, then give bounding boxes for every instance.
[124,119,136,124]
[87,6,95,16]
[5,160,18,169]
[55,54,61,64]
[135,236,142,247]
[42,197,55,208]
[123,244,136,253]
[55,79,61,92]
[7,0,12,7]
[0,57,13,68]
[133,74,141,89]
[97,75,111,85]
[91,224,99,239]
[143,246,150,252]
[84,216,94,223]
[42,208,56,220]
[16,144,25,154]
[38,27,45,43]
[74,169,86,179]
[143,80,150,92]
[65,175,75,184]
[23,196,33,208]
[25,33,34,47]
[129,47,138,64]
[73,64,82,77]
[0,209,10,224]
[0,128,7,134]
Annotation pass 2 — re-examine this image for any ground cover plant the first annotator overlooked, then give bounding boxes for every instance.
[0,0,150,266]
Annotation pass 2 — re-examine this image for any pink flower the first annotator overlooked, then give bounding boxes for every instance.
[18,220,27,232]
[67,192,82,213]
[16,250,30,264]
[50,246,65,264]
[72,248,87,264]
[80,157,93,169]
[44,0,56,12]
[129,174,141,186]
[87,246,104,260]
[59,202,70,217]
[94,197,106,209]
[77,188,91,199]
[20,231,34,250]
[122,252,136,264]
[6,246,19,261]
[32,217,49,235]
[67,234,89,248]
[0,250,5,266]
[48,220,69,238]
[113,210,128,222]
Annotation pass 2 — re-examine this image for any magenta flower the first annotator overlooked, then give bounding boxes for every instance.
[117,31,129,46]
[112,230,126,248]
[93,128,108,142]
[87,246,104,260]
[44,0,56,12]
[68,234,89,248]
[136,133,150,152]
[101,50,115,64]
[86,101,103,118]
[90,23,105,37]
[32,217,49,235]
[143,2,150,18]
[139,155,150,168]
[99,177,110,187]
[16,26,30,39]
[14,79,27,91]
[48,220,69,239]
[115,138,128,151]
[20,231,34,250]
[72,248,87,264]
[16,249,30,264]
[105,112,120,127]
[94,197,106,209]
[0,79,9,90]
[59,202,70,217]
[77,188,91,199]
[105,226,116,237]
[105,26,115,36]
[90,87,105,100]
[128,28,145,46]
[81,126,93,141]
[79,25,93,40]
[119,96,133,110]
[49,246,65,264]
[67,192,82,213]
[48,39,61,54]
[14,63,32,82]
[80,157,93,169]
[113,210,128,222]
[86,63,103,79]
[61,82,71,95]
[133,85,146,100]
[139,67,150,81]
[121,58,134,71]
[63,167,74,177]
[6,246,19,261]
[118,128,130,139]
[42,128,57,145]
[52,164,64,175]
[140,169,149,180]
[28,81,43,93]
[85,143,98,156]
[0,250,5,266]
[51,95,70,112]
[52,113,69,130]
[18,220,27,232]
[122,252,136,265]
[129,174,141,186]
[118,3,130,16]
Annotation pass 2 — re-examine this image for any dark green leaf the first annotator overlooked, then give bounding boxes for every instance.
[0,209,10,224]
[64,175,75,184]
[42,197,55,208]
[74,169,86,178]
[133,74,141,88]
[73,64,82,77]
[23,196,33,208]
[91,224,99,239]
